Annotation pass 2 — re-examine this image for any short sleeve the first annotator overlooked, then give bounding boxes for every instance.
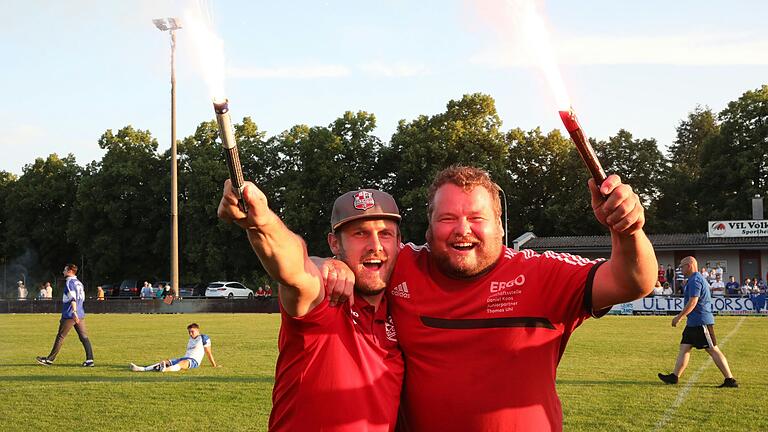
[690,277,704,298]
[520,250,604,327]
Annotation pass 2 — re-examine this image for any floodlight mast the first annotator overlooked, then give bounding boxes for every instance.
[154,17,182,299]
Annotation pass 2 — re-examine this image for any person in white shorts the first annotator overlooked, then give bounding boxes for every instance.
[130,323,218,372]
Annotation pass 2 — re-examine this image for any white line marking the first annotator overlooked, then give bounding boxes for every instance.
[653,317,745,432]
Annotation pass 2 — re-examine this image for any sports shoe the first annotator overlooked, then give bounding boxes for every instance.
[718,377,738,388]
[658,372,678,385]
[82,360,95,367]
[36,356,53,366]
[130,363,142,372]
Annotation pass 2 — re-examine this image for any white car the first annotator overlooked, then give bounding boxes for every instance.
[205,281,254,299]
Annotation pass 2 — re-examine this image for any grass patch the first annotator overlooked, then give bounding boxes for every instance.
[2,314,766,431]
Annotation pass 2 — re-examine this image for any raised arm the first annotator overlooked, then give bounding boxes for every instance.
[217,180,324,317]
[589,175,658,311]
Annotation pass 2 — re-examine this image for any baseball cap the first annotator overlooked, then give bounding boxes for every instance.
[330,189,401,231]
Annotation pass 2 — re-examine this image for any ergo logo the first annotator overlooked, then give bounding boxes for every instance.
[490,275,526,293]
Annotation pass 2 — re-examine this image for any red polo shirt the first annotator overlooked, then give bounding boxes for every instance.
[269,293,404,431]
[389,244,604,432]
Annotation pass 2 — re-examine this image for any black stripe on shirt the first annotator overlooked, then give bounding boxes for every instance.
[420,316,555,330]
[584,260,608,318]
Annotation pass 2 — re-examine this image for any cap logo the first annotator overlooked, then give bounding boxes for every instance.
[353,191,375,210]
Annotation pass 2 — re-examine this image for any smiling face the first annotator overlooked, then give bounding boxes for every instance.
[426,184,504,279]
[328,218,400,297]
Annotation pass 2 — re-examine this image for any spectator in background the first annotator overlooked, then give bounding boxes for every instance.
[755,276,766,292]
[715,264,723,279]
[675,268,685,295]
[657,265,666,285]
[255,285,266,299]
[666,265,675,291]
[38,284,47,300]
[662,282,673,296]
[156,283,171,299]
[708,268,717,283]
[140,281,153,299]
[265,285,273,298]
[44,282,53,298]
[97,286,105,301]
[710,274,725,297]
[17,281,27,300]
[740,279,752,297]
[700,266,708,282]
[749,287,765,313]
[725,276,740,297]
[653,281,664,296]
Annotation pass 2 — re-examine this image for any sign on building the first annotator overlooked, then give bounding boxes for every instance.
[708,220,768,238]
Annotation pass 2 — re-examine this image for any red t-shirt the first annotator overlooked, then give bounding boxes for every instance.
[269,293,404,431]
[389,244,604,432]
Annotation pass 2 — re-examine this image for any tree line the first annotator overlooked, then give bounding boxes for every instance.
[1,86,766,295]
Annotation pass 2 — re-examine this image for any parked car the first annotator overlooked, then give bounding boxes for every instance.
[205,281,254,299]
[181,282,206,298]
[99,283,120,297]
[152,281,196,297]
[119,279,156,297]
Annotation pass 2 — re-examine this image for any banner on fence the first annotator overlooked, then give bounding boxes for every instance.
[609,296,767,315]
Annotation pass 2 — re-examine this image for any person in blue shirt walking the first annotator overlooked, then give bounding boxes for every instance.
[658,256,737,388]
[36,264,95,367]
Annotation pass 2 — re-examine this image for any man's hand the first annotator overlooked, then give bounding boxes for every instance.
[319,258,355,307]
[217,180,273,230]
[672,315,681,327]
[589,174,645,235]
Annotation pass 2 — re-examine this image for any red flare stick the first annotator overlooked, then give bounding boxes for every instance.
[559,108,607,186]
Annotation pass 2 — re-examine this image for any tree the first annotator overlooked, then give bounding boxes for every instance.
[600,130,666,205]
[699,86,768,220]
[0,171,18,296]
[69,126,165,284]
[652,107,719,232]
[505,127,599,236]
[270,111,385,255]
[5,155,82,286]
[177,117,272,283]
[381,93,508,242]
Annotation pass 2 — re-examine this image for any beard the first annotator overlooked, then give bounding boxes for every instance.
[428,229,504,279]
[336,247,392,297]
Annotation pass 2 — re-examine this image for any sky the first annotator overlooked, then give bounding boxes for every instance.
[1,0,767,175]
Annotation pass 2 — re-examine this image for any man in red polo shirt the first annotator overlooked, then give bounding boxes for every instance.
[388,166,657,431]
[218,180,404,431]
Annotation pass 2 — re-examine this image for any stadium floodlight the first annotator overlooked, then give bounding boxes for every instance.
[152,18,182,32]
[154,17,182,298]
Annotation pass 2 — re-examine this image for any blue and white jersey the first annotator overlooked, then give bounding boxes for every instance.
[183,334,211,364]
[62,276,86,319]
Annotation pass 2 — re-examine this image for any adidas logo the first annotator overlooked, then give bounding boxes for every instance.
[391,282,410,299]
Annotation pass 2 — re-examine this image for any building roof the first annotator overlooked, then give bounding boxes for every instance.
[515,232,768,253]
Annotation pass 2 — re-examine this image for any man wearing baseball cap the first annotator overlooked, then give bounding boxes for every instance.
[218,181,403,432]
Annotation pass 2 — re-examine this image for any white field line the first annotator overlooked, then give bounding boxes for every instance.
[653,317,746,431]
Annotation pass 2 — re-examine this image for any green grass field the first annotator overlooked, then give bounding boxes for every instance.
[2,314,766,431]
